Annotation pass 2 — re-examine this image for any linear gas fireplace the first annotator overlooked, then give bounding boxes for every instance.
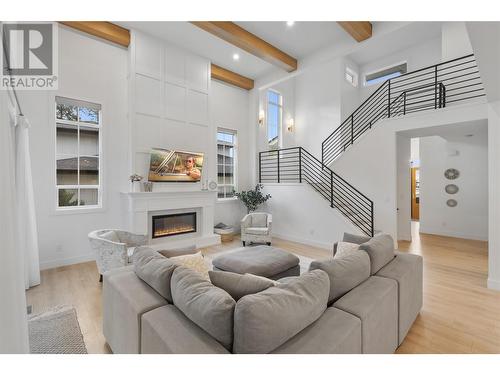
[152,212,197,239]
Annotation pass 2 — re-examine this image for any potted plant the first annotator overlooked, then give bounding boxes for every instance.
[235,184,271,213]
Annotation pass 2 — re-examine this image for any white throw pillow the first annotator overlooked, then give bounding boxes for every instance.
[334,241,360,259]
[169,251,210,280]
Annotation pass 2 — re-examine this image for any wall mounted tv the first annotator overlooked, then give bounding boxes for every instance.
[148,148,204,182]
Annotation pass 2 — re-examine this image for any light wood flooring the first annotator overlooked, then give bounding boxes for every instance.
[26,226,500,354]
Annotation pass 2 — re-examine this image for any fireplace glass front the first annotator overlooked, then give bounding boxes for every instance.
[152,212,197,239]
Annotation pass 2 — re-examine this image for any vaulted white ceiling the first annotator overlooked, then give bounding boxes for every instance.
[235,22,352,59]
[119,21,445,81]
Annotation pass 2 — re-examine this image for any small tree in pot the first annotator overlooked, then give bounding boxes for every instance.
[235,184,271,213]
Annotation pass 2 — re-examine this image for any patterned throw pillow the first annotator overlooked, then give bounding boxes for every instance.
[334,241,360,259]
[169,251,210,280]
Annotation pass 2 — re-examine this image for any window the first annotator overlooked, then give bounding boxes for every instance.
[345,66,358,87]
[364,62,407,86]
[217,129,237,199]
[267,90,282,150]
[55,97,101,209]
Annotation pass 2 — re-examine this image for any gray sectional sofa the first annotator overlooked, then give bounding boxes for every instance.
[102,233,422,354]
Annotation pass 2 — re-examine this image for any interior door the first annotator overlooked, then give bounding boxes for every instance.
[411,167,420,220]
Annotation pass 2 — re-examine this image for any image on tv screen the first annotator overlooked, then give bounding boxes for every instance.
[148,148,204,182]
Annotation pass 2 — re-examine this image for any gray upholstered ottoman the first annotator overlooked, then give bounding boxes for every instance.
[212,245,300,280]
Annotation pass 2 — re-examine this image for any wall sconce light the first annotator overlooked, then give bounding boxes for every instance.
[258,110,265,126]
[287,118,295,132]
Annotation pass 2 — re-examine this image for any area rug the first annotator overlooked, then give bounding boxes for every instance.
[28,305,88,354]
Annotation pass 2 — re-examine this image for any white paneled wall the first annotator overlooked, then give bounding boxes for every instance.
[129,31,214,190]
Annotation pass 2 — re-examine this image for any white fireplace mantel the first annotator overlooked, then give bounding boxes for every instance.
[121,190,220,250]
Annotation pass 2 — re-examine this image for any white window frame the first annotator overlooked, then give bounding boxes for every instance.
[364,61,408,87]
[55,97,102,212]
[266,89,283,150]
[216,128,238,201]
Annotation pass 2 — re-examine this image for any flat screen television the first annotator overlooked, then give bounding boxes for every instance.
[148,148,204,182]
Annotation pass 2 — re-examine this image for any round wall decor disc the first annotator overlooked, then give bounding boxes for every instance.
[445,184,459,194]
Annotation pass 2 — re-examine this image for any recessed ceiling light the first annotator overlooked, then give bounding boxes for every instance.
[286,21,295,27]
[232,53,240,61]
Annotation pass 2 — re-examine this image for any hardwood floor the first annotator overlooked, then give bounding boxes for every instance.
[396,222,499,353]
[26,228,500,354]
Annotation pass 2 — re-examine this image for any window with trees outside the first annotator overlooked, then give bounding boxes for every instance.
[55,96,101,209]
[267,90,282,150]
[217,129,237,199]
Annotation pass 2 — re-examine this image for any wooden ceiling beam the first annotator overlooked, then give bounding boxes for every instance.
[337,21,372,42]
[59,21,130,47]
[211,64,254,90]
[60,22,253,90]
[191,21,297,72]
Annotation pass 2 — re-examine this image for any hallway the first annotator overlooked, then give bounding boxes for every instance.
[397,222,498,353]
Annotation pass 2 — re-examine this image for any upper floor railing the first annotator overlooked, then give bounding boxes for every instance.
[322,54,485,166]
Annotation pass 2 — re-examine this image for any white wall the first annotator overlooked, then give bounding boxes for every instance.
[487,101,500,290]
[129,31,214,189]
[341,57,361,120]
[419,133,488,240]
[396,135,412,241]
[17,26,252,269]
[261,183,362,250]
[256,78,296,153]
[211,80,250,230]
[466,22,500,103]
[18,25,129,270]
[329,103,487,243]
[294,58,342,158]
[358,37,442,103]
[442,22,473,61]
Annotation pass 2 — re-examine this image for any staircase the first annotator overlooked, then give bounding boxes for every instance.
[259,54,485,236]
[259,147,374,236]
[322,54,485,166]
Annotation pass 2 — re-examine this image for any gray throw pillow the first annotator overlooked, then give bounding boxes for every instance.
[343,232,372,244]
[233,269,329,354]
[209,271,275,301]
[171,266,236,350]
[334,233,371,256]
[309,251,371,303]
[132,247,177,303]
[359,234,396,274]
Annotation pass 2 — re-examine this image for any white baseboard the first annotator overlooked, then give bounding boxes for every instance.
[487,278,500,291]
[273,232,332,252]
[419,226,488,241]
[40,253,95,271]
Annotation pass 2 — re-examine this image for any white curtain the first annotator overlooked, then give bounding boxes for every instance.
[14,114,41,289]
[0,90,29,353]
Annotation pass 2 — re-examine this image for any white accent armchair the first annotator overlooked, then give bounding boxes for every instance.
[88,229,147,282]
[240,212,272,247]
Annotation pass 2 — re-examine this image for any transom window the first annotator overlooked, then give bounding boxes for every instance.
[217,129,237,199]
[55,96,101,209]
[365,62,407,86]
[267,90,282,150]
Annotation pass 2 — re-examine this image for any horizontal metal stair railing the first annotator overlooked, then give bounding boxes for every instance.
[259,147,374,236]
[322,54,485,166]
